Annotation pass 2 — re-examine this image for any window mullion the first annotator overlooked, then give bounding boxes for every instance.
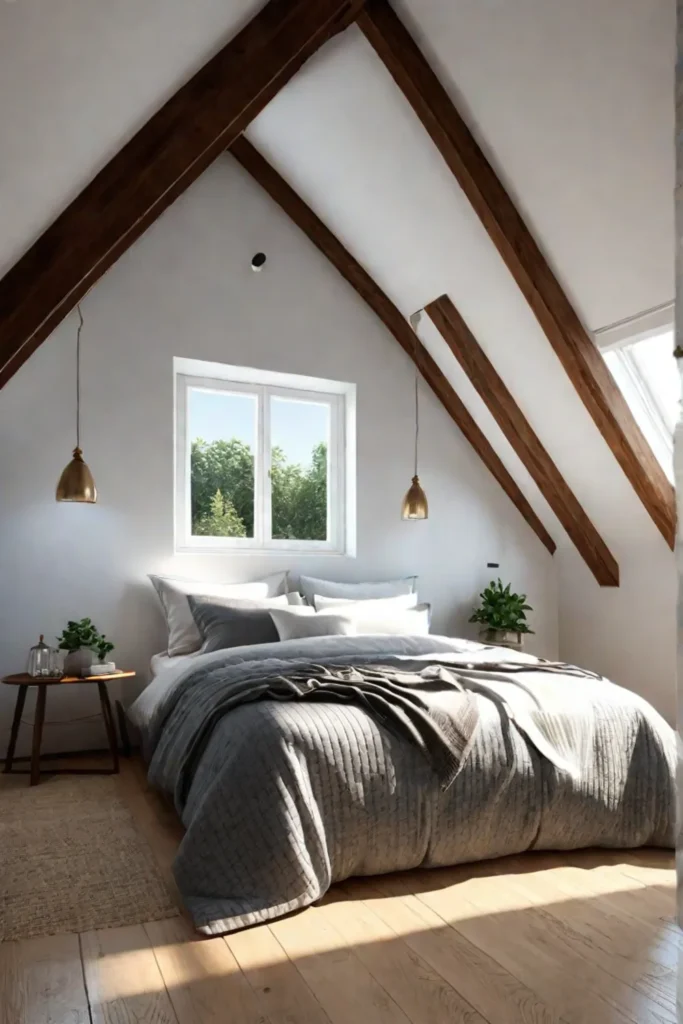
[184,380,193,546]
[334,394,344,550]
[252,385,263,547]
[326,397,336,548]
[177,375,191,548]
[262,386,272,545]
[623,351,673,453]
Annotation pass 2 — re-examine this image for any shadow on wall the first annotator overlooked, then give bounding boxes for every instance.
[113,580,168,675]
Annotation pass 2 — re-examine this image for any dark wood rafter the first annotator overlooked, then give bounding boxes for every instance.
[231,136,556,555]
[358,0,675,549]
[427,295,618,586]
[0,0,365,390]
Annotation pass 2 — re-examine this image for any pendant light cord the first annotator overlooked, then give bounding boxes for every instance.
[76,304,83,449]
[413,327,419,477]
[414,367,419,477]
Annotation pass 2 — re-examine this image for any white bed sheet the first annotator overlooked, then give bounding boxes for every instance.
[129,650,203,733]
[150,650,201,678]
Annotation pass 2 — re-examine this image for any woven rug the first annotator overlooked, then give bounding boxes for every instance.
[0,773,179,940]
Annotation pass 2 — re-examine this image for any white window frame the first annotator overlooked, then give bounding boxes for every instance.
[595,309,675,480]
[174,357,356,555]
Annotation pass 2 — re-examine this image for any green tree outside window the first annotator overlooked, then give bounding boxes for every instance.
[191,438,328,541]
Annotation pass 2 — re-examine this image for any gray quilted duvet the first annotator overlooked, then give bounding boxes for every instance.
[137,635,676,935]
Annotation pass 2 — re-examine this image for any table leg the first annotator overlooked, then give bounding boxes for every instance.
[115,700,132,758]
[30,685,47,787]
[98,682,120,774]
[4,685,27,773]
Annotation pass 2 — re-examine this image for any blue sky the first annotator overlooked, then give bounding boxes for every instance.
[189,388,328,467]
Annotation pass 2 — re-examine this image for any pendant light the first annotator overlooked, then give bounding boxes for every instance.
[401,310,428,520]
[56,305,97,503]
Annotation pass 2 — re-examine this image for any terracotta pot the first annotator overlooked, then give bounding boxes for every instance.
[63,648,94,677]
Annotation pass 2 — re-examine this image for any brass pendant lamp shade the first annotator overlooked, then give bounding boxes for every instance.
[56,306,97,503]
[402,474,429,520]
[402,310,428,520]
[56,448,97,502]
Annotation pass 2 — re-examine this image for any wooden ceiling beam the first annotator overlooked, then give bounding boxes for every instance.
[231,136,556,555]
[358,0,675,549]
[427,294,618,585]
[0,0,364,390]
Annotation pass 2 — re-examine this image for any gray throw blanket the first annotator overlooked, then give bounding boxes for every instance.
[136,635,676,935]
[177,662,482,795]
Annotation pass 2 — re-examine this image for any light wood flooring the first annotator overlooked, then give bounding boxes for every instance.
[1,755,679,1024]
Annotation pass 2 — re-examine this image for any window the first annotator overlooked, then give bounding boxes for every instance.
[175,358,356,554]
[599,323,679,482]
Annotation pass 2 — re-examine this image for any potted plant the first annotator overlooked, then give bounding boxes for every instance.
[94,634,115,673]
[469,579,534,649]
[57,618,115,677]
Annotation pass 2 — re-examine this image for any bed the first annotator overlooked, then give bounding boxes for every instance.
[130,633,676,936]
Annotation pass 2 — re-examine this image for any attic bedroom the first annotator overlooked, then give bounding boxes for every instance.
[0,1,679,1021]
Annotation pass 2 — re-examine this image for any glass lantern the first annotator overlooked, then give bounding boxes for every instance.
[27,635,58,677]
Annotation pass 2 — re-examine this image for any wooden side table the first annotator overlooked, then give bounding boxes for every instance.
[2,671,136,786]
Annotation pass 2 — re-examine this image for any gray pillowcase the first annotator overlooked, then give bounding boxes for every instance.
[187,594,289,653]
[298,575,417,606]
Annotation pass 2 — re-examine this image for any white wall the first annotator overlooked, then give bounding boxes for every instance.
[0,0,673,739]
[558,544,677,724]
[0,157,558,756]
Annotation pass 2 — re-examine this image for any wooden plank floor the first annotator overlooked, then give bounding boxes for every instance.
[0,756,678,1024]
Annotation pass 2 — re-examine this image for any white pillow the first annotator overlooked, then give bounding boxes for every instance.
[313,593,419,612]
[149,571,287,656]
[337,601,431,636]
[269,607,357,641]
[298,575,417,606]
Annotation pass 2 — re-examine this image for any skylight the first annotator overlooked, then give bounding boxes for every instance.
[602,327,679,481]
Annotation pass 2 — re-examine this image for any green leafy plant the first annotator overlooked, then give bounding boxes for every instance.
[469,579,534,634]
[95,635,115,662]
[57,618,115,660]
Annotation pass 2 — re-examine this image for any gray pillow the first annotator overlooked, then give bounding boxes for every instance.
[149,571,288,656]
[188,594,289,653]
[298,575,417,607]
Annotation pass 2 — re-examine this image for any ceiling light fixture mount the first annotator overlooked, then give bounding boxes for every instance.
[402,309,428,520]
[56,305,97,503]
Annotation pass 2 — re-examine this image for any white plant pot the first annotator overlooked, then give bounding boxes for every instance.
[63,648,94,677]
[90,661,117,676]
[480,628,523,650]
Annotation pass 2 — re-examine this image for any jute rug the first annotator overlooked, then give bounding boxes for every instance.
[0,773,179,940]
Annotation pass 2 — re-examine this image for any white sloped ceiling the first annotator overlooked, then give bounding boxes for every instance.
[245,16,672,552]
[0,0,674,555]
[0,0,261,275]
[393,0,675,330]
